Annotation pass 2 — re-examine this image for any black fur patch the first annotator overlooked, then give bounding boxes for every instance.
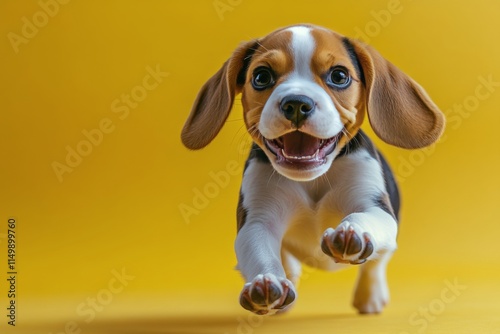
[342,38,365,86]
[338,130,377,158]
[237,190,248,232]
[244,143,270,172]
[237,41,260,86]
[379,153,400,221]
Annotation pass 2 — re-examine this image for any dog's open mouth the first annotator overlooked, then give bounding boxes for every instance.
[264,131,341,168]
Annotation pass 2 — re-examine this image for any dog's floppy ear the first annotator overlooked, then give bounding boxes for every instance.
[181,40,258,150]
[348,39,445,149]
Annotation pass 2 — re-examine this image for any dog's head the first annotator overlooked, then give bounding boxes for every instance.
[181,24,445,181]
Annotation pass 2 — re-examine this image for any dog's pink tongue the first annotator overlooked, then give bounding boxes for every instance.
[282,131,320,157]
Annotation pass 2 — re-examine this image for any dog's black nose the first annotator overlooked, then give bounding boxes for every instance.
[280,95,315,126]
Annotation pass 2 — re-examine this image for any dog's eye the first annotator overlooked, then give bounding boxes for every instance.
[252,67,275,90]
[327,67,351,89]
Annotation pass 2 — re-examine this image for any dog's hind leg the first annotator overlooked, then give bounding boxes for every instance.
[282,250,302,287]
[352,250,393,314]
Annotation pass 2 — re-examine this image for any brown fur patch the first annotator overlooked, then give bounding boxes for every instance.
[240,26,369,152]
[310,29,367,146]
[182,24,444,153]
[241,29,295,147]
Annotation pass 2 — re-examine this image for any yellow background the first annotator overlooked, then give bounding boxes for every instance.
[1,1,499,333]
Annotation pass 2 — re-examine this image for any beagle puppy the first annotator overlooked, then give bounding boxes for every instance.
[181,24,444,315]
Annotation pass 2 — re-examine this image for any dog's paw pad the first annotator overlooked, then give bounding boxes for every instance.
[321,225,374,264]
[239,274,296,315]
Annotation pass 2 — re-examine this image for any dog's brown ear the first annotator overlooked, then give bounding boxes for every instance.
[181,40,258,150]
[348,39,445,149]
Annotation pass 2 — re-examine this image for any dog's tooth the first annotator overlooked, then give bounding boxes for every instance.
[282,148,322,161]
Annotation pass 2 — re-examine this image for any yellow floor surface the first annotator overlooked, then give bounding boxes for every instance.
[11,272,500,334]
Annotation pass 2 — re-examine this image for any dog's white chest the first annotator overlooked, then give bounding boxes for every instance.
[241,148,387,271]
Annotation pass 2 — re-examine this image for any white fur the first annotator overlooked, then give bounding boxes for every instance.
[288,26,315,79]
[235,26,398,314]
[353,251,393,313]
[258,26,344,181]
[235,147,398,313]
[322,150,398,255]
[235,160,297,280]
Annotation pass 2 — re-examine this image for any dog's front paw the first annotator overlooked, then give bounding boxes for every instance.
[321,223,374,264]
[239,274,296,315]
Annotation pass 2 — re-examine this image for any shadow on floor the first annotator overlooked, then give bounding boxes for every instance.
[27,312,359,334]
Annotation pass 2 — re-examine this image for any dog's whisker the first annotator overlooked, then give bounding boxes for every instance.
[274,170,283,188]
[323,173,333,191]
[267,168,277,186]
[342,128,355,140]
[356,130,370,148]
[247,123,263,142]
[341,129,353,155]
[231,123,251,150]
[342,128,362,155]
[255,40,269,52]
[249,128,260,138]
[234,127,248,147]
